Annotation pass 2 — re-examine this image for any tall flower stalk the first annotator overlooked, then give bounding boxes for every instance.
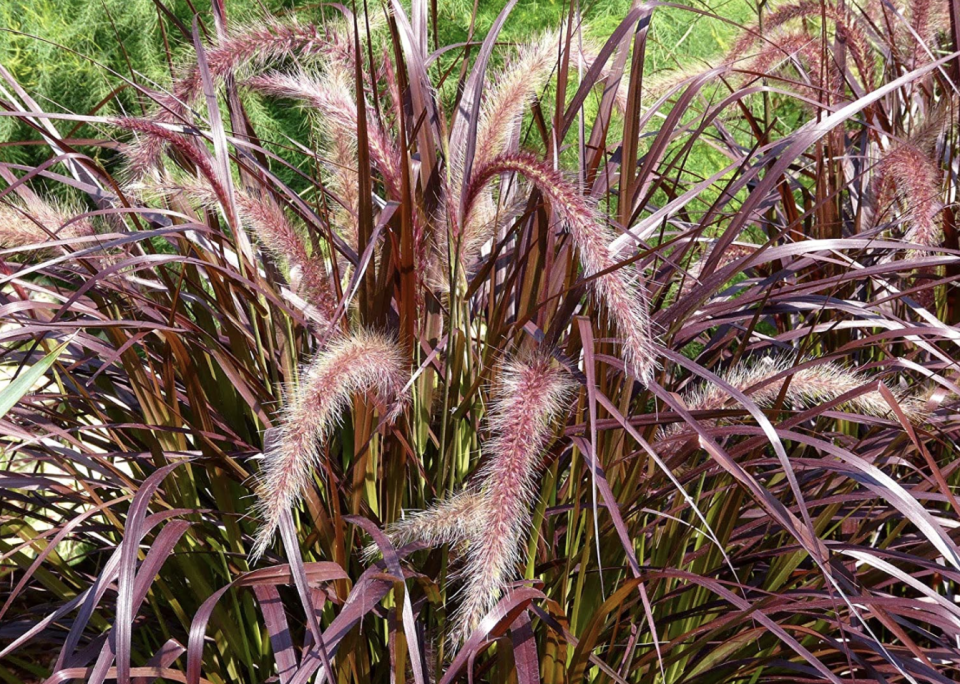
[453,356,574,643]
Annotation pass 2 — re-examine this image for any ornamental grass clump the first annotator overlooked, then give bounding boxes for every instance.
[3,0,960,682]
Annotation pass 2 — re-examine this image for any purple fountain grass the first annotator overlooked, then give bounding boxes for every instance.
[739,31,843,101]
[471,29,563,172]
[0,197,96,251]
[466,152,657,383]
[659,355,929,445]
[234,192,338,322]
[451,355,574,644]
[127,18,357,177]
[251,329,407,560]
[364,355,573,645]
[323,114,361,253]
[248,67,424,272]
[437,29,565,284]
[441,27,612,282]
[873,140,945,258]
[902,0,948,66]
[646,31,840,107]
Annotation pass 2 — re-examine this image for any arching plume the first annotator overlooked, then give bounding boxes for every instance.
[367,489,486,560]
[436,28,567,288]
[729,0,876,90]
[873,141,944,259]
[451,355,573,644]
[466,153,657,382]
[136,175,338,324]
[0,198,96,251]
[248,69,401,199]
[659,355,930,446]
[126,18,357,177]
[363,355,573,645]
[251,330,407,560]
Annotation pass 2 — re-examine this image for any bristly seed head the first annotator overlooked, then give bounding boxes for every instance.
[251,329,408,561]
[450,354,574,645]
[134,175,338,326]
[0,197,96,252]
[659,354,930,447]
[465,153,658,383]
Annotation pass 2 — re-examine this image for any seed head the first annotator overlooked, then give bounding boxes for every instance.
[660,355,929,446]
[451,355,574,645]
[0,198,96,252]
[466,153,658,382]
[251,330,408,561]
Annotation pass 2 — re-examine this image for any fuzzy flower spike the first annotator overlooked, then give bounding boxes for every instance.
[251,330,408,560]
[658,354,930,448]
[133,173,338,328]
[370,355,573,645]
[0,197,97,252]
[451,355,574,643]
[127,18,358,177]
[367,489,486,560]
[466,153,657,382]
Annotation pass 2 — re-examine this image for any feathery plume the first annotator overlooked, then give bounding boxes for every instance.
[250,67,435,280]
[466,153,657,382]
[902,0,948,66]
[251,330,408,560]
[659,355,928,444]
[248,70,401,199]
[113,118,232,213]
[0,198,96,251]
[435,28,570,288]
[365,489,486,561]
[362,355,573,646]
[235,192,337,320]
[471,29,562,173]
[323,109,361,252]
[647,2,876,107]
[729,1,876,89]
[129,18,357,176]
[873,141,944,258]
[451,355,574,645]
[449,30,561,269]
[739,31,842,101]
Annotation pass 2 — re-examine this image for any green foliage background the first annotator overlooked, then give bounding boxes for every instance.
[0,0,755,166]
